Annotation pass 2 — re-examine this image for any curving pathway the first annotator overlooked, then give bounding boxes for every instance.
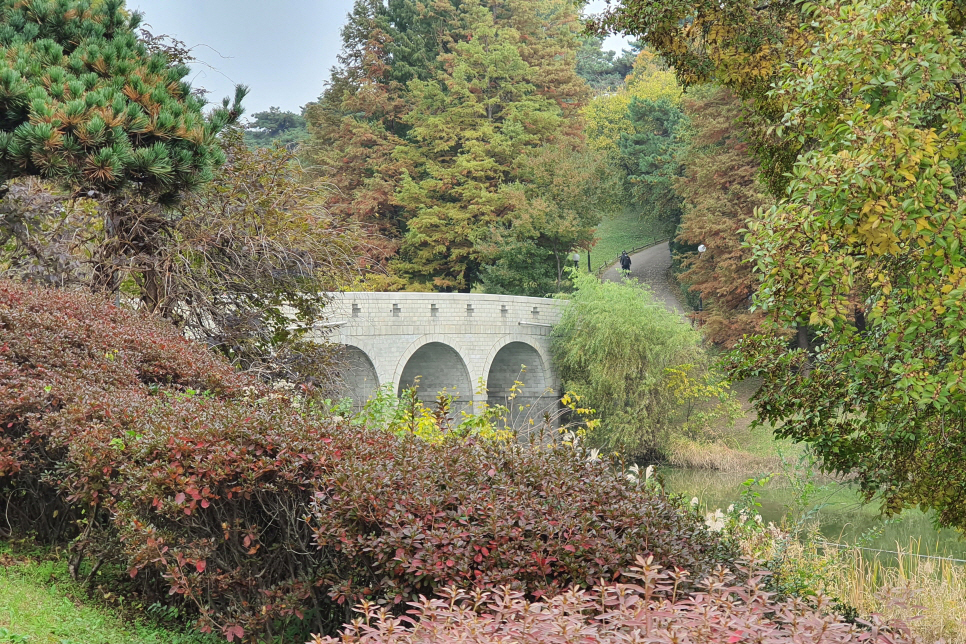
[601,242,685,315]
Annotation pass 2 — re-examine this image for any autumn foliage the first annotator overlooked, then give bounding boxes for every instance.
[675,87,770,347]
[0,280,734,640]
[310,557,928,644]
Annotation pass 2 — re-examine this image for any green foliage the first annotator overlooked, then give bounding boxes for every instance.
[305,0,588,292]
[590,0,808,194]
[575,36,636,92]
[481,141,623,294]
[243,107,308,150]
[392,1,568,290]
[619,95,687,239]
[0,0,245,198]
[727,0,966,530]
[551,272,736,458]
[582,50,681,157]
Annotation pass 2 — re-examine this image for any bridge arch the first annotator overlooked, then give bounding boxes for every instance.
[483,337,556,416]
[341,345,380,410]
[396,337,474,415]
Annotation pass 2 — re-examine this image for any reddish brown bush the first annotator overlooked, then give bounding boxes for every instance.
[0,279,248,541]
[0,281,737,641]
[311,556,930,644]
[309,438,733,607]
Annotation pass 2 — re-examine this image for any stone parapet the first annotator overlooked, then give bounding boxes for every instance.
[314,292,568,415]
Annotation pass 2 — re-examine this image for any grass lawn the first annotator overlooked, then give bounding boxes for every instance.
[584,206,664,273]
[0,547,215,644]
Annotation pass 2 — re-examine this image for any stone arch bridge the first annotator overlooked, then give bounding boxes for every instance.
[317,293,568,415]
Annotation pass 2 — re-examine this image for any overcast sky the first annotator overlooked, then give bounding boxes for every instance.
[128,0,630,118]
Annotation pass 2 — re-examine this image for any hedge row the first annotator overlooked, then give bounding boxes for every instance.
[0,281,734,640]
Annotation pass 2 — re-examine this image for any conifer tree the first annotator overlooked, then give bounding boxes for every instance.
[0,0,247,298]
[0,0,244,198]
[306,0,586,291]
[674,87,769,346]
[392,2,565,290]
[619,96,686,239]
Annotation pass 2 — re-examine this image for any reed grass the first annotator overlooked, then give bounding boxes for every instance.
[786,538,966,643]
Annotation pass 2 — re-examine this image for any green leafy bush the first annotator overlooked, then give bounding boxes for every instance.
[0,280,736,640]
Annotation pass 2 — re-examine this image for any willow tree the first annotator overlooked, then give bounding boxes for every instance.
[552,272,735,458]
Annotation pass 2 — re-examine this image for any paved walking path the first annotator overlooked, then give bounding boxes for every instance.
[601,242,685,315]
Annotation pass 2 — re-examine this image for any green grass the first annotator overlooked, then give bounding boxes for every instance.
[585,206,664,273]
[0,546,217,644]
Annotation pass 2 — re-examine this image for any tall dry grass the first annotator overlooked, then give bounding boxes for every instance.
[786,538,966,643]
[666,436,779,471]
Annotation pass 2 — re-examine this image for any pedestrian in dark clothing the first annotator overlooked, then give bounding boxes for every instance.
[619,251,631,272]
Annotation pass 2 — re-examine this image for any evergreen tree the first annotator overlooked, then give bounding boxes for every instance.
[576,36,636,92]
[0,0,246,298]
[392,2,565,290]
[306,0,587,290]
[0,0,244,198]
[619,96,686,239]
[481,140,621,295]
[244,107,308,149]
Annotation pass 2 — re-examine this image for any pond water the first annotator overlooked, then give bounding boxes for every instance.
[661,468,966,561]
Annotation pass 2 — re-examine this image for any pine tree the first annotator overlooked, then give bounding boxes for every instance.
[619,95,686,239]
[244,107,308,150]
[0,0,244,199]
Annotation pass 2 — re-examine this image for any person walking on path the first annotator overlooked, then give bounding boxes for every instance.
[619,251,632,272]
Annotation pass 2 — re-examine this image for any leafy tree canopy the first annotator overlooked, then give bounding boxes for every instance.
[582,50,681,156]
[728,0,966,529]
[481,140,623,295]
[619,95,686,239]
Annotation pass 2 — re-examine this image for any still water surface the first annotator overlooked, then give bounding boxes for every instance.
[662,468,966,561]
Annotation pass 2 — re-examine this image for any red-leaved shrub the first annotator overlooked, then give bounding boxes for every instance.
[310,556,932,644]
[0,281,736,641]
[309,438,733,606]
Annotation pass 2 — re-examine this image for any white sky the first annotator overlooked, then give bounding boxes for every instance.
[128,0,631,117]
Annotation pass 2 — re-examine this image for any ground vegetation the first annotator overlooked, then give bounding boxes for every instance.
[0,280,736,640]
[310,555,928,644]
